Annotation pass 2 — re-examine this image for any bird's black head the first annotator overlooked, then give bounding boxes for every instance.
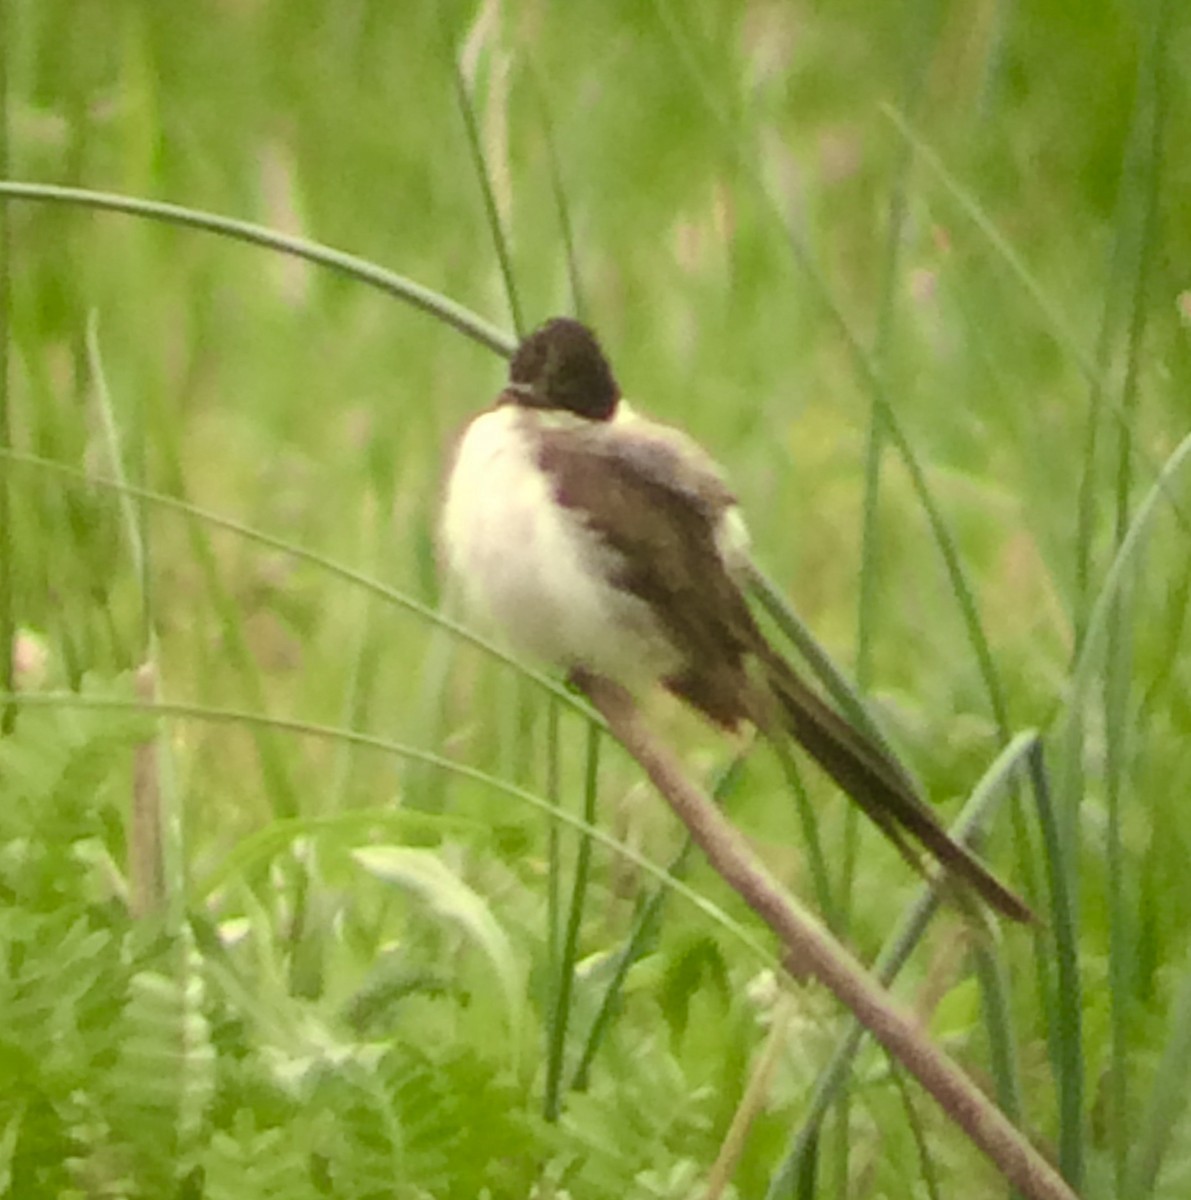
[506,318,620,421]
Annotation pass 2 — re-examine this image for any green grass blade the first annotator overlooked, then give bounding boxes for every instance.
[4,687,776,968]
[569,752,748,1093]
[0,449,589,716]
[85,312,149,638]
[544,720,601,1121]
[652,2,1013,740]
[527,62,587,321]
[354,845,525,1048]
[857,0,940,691]
[1103,5,1169,1185]
[883,106,1191,544]
[892,1063,944,1200]
[448,28,525,337]
[0,181,516,358]
[747,563,919,778]
[1026,742,1083,1190]
[771,739,836,924]
[545,698,563,974]
[1039,426,1191,1194]
[767,730,1037,1199]
[846,0,940,968]
[85,314,174,919]
[1126,946,1191,1199]
[881,106,1094,381]
[1061,429,1191,730]
[0,9,12,736]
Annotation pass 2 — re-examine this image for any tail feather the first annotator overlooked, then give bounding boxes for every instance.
[759,653,1033,925]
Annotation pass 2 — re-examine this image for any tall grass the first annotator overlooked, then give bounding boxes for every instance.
[3,1,1191,1196]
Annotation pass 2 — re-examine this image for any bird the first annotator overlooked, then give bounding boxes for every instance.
[440,316,1032,924]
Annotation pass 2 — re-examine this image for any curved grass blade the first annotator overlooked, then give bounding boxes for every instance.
[86,313,149,622]
[197,808,479,899]
[1038,432,1191,1196]
[1053,426,1191,881]
[545,698,563,973]
[2,688,776,970]
[0,181,516,358]
[892,1062,944,1200]
[0,449,590,718]
[856,0,941,690]
[354,845,525,1049]
[1061,429,1191,731]
[881,106,1093,380]
[846,0,943,980]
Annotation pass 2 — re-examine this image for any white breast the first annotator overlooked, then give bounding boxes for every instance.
[441,406,681,687]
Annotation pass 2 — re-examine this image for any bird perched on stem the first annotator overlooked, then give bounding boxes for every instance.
[441,316,1031,924]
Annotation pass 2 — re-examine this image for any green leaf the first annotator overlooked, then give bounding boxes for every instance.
[352,846,524,1046]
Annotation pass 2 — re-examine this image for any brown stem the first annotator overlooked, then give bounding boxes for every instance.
[702,996,794,1200]
[575,671,1077,1200]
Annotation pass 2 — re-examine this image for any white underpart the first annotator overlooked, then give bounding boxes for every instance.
[442,406,687,688]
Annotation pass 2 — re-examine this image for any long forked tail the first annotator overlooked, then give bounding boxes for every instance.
[758,652,1034,924]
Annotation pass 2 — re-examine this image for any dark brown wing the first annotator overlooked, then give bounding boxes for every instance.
[537,419,758,726]
[759,651,1033,922]
[537,418,1032,923]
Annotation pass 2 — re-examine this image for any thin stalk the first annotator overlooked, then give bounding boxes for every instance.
[449,36,525,336]
[1027,743,1083,1190]
[527,62,586,321]
[1074,154,1134,645]
[771,739,836,925]
[891,1063,944,1200]
[1125,944,1191,1200]
[545,698,562,973]
[1061,430,1191,734]
[569,752,748,1092]
[849,62,943,1194]
[86,314,148,627]
[543,720,601,1121]
[1104,3,1169,1187]
[86,314,169,918]
[747,563,919,780]
[0,9,12,734]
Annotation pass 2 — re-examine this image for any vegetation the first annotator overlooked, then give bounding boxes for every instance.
[2,1,1189,1196]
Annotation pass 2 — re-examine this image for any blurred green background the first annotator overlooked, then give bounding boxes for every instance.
[3,1,1191,1197]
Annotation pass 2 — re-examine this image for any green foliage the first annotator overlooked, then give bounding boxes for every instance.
[4,0,1191,1196]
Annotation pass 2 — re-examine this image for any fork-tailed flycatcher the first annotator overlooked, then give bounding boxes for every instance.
[441,317,1031,923]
